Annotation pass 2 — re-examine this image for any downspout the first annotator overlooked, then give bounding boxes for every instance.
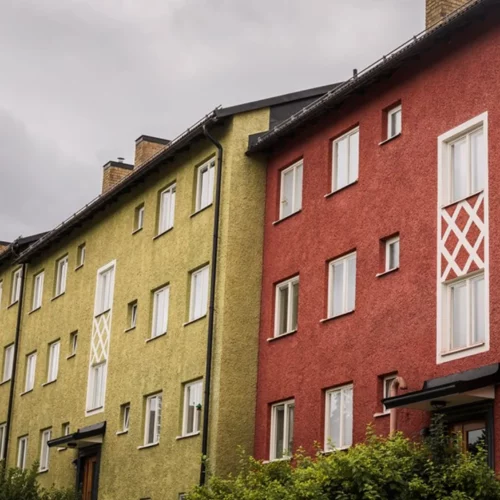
[389,376,407,435]
[199,123,223,486]
[4,257,27,467]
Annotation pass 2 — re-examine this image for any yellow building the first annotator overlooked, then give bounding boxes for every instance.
[0,85,335,500]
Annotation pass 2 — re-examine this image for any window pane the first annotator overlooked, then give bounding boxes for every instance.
[451,282,467,349]
[472,276,485,344]
[347,256,356,312]
[291,281,299,331]
[327,391,341,449]
[294,164,303,212]
[335,138,348,189]
[278,286,289,335]
[389,240,400,270]
[332,261,345,316]
[281,169,294,218]
[274,405,285,459]
[287,405,294,455]
[342,388,353,448]
[451,138,467,201]
[208,164,215,206]
[471,129,485,193]
[148,399,156,444]
[348,131,359,183]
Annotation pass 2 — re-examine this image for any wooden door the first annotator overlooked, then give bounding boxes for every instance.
[82,454,98,500]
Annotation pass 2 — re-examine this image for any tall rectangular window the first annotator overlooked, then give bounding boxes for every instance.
[382,375,397,414]
[151,286,169,338]
[158,184,176,234]
[275,276,299,337]
[182,380,202,436]
[32,271,44,310]
[88,362,106,411]
[55,256,68,296]
[11,267,22,304]
[279,160,303,219]
[128,301,138,329]
[190,266,209,321]
[332,128,359,192]
[2,344,14,382]
[47,341,60,383]
[121,403,130,432]
[77,243,86,267]
[25,352,37,392]
[95,266,114,315]
[325,385,353,451]
[39,429,51,472]
[63,423,70,436]
[0,423,6,460]
[385,236,400,272]
[69,331,78,356]
[17,436,28,470]
[328,252,356,318]
[196,160,215,211]
[387,104,402,139]
[144,393,162,445]
[270,400,294,460]
[134,204,145,232]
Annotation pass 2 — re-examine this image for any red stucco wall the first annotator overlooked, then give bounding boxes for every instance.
[255,11,500,466]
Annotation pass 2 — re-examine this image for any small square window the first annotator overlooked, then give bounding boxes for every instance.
[332,128,359,192]
[196,160,215,212]
[270,400,294,460]
[385,236,400,272]
[128,301,138,330]
[134,204,145,232]
[69,331,78,356]
[387,104,402,140]
[279,160,303,219]
[121,403,130,432]
[274,276,299,337]
[77,243,86,268]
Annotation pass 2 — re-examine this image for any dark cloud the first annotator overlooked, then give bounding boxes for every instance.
[0,0,424,241]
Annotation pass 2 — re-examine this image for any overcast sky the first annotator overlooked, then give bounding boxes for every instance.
[0,0,424,241]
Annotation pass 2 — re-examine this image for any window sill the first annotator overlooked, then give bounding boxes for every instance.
[37,469,49,475]
[373,412,390,419]
[51,292,65,302]
[132,227,143,236]
[376,267,399,278]
[145,332,167,343]
[75,264,84,271]
[183,315,207,327]
[441,189,484,210]
[153,228,173,241]
[0,379,11,386]
[190,204,213,218]
[267,330,297,342]
[266,457,292,464]
[324,180,358,199]
[320,446,350,455]
[20,389,33,396]
[176,432,200,441]
[272,210,302,226]
[440,342,485,357]
[124,326,136,333]
[66,353,76,360]
[7,300,19,309]
[85,406,104,417]
[95,308,111,319]
[28,306,41,315]
[116,430,129,436]
[137,442,159,450]
[379,132,401,146]
[320,310,355,323]
[42,380,57,388]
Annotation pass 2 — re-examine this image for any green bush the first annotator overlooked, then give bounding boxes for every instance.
[188,415,500,499]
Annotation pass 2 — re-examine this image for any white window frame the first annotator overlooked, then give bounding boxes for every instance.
[328,252,356,319]
[385,236,400,272]
[55,256,68,296]
[88,361,106,412]
[189,266,209,322]
[32,271,44,310]
[332,127,359,192]
[47,341,60,383]
[17,436,28,470]
[382,375,397,414]
[134,204,145,232]
[63,423,70,436]
[94,263,115,316]
[2,344,14,382]
[130,302,138,329]
[144,393,162,445]
[151,286,169,338]
[324,384,353,451]
[279,159,303,220]
[77,243,86,268]
[274,276,299,337]
[122,404,130,431]
[158,184,176,234]
[196,159,215,212]
[25,352,37,392]
[70,331,78,356]
[11,267,22,304]
[182,380,203,436]
[270,399,295,461]
[0,422,6,460]
[39,429,51,472]
[387,104,402,139]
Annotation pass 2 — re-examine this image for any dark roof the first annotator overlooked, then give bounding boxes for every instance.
[0,241,11,246]
[247,0,493,153]
[48,421,106,448]
[0,232,48,267]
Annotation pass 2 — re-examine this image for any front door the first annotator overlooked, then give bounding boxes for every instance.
[81,453,98,500]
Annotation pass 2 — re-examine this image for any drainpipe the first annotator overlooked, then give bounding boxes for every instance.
[389,376,407,435]
[4,258,27,467]
[199,123,223,487]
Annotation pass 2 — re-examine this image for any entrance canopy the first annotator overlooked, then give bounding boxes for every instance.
[47,422,106,449]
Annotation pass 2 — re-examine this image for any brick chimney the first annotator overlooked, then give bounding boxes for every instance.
[0,241,10,254]
[426,0,470,28]
[102,159,134,194]
[135,135,170,169]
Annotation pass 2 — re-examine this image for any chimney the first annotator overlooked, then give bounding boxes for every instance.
[426,0,470,28]
[0,241,10,254]
[102,158,134,194]
[135,135,171,169]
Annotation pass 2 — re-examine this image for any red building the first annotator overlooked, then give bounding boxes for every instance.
[249,0,500,468]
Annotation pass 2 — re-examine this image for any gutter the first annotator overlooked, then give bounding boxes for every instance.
[199,124,223,486]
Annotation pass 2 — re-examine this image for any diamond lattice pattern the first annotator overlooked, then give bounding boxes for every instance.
[91,311,110,365]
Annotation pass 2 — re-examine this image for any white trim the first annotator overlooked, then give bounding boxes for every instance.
[382,375,396,414]
[189,266,209,322]
[387,104,402,139]
[55,256,68,296]
[144,393,162,445]
[196,159,216,212]
[10,267,22,305]
[46,341,60,383]
[135,204,145,232]
[25,352,37,392]
[39,428,51,472]
[77,243,86,268]
[122,403,130,432]
[158,183,176,234]
[2,344,14,382]
[32,271,44,310]
[384,236,400,272]
[327,252,356,319]
[324,384,353,451]
[269,399,294,461]
[274,276,299,337]
[151,286,170,339]
[279,159,303,220]
[17,435,28,470]
[331,127,359,192]
[0,423,6,460]
[182,380,203,437]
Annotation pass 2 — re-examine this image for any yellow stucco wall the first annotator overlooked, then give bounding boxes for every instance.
[5,107,269,499]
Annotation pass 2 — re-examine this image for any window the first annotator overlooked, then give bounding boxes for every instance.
[32,271,44,310]
[11,267,22,304]
[196,160,215,211]
[17,436,28,470]
[25,352,37,392]
[328,252,356,318]
[0,423,6,460]
[270,400,294,460]
[382,375,396,414]
[179,494,187,500]
[325,384,353,451]
[62,423,70,436]
[39,429,51,471]
[134,204,145,232]
[77,243,86,267]
[128,301,138,329]
[69,331,78,356]
[2,344,14,382]
[88,362,106,411]
[95,265,114,315]
[385,236,400,272]
[144,393,162,445]
[189,266,209,321]
[182,380,202,436]
[279,160,303,219]
[55,256,68,296]
[387,104,402,139]
[444,273,485,353]
[46,341,60,383]
[121,403,130,432]
[151,287,169,338]
[274,276,299,337]
[452,420,487,455]
[332,128,359,192]
[158,184,176,234]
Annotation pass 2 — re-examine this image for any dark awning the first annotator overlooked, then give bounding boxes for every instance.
[383,363,500,411]
[48,422,106,449]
